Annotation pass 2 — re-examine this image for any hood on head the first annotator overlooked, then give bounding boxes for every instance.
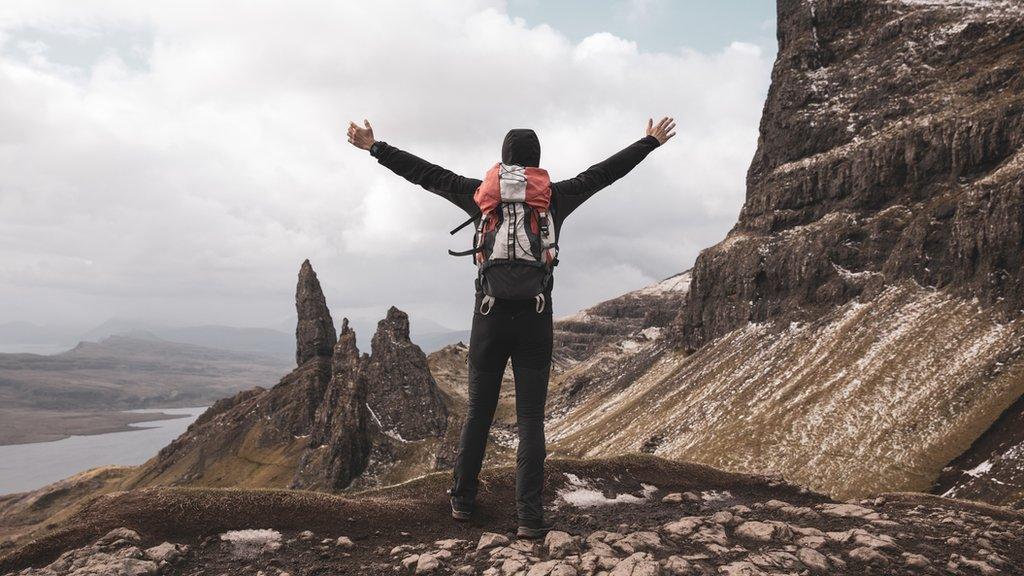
[501,129,541,167]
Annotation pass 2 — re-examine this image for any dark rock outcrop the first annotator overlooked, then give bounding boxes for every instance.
[295,259,336,365]
[364,307,448,441]
[292,319,372,491]
[933,391,1024,509]
[676,0,1024,351]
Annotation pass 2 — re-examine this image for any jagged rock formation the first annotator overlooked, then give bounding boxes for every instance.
[677,0,1024,351]
[124,261,449,492]
[542,0,1024,506]
[295,259,337,365]
[364,307,448,441]
[3,456,1022,576]
[292,319,372,491]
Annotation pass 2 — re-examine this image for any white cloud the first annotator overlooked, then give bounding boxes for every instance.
[0,0,773,334]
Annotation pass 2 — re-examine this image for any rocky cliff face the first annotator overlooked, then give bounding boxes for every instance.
[678,0,1024,350]
[543,0,1024,507]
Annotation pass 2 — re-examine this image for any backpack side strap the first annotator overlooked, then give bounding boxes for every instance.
[448,246,485,257]
[450,212,481,235]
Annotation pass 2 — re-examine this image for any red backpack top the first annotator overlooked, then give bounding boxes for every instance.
[449,163,559,311]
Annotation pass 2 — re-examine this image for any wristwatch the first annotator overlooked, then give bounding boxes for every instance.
[369,141,386,157]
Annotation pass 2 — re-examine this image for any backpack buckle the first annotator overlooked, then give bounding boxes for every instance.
[479,295,496,315]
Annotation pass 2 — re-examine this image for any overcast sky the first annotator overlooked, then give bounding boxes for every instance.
[0,0,776,339]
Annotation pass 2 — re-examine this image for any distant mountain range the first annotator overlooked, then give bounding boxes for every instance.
[0,317,466,359]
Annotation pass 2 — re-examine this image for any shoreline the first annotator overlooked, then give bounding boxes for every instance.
[0,409,195,447]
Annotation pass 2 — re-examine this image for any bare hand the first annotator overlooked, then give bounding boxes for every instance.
[347,119,375,150]
[646,117,676,145]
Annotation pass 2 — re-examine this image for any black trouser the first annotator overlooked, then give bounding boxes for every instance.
[450,297,552,528]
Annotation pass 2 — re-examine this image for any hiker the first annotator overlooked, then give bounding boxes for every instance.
[347,117,676,538]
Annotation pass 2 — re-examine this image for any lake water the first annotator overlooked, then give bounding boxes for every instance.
[0,407,206,495]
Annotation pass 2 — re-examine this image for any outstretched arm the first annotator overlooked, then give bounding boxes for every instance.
[552,117,676,220]
[348,120,480,216]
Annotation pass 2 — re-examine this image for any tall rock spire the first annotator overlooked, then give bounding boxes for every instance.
[293,318,372,491]
[295,259,337,366]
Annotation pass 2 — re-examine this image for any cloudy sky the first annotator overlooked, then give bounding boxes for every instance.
[0,0,776,341]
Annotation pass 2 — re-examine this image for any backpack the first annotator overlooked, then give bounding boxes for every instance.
[449,162,558,312]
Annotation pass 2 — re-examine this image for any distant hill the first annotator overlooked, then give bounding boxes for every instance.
[0,334,291,412]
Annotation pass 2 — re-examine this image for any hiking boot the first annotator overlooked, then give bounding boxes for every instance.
[450,497,473,521]
[516,524,553,540]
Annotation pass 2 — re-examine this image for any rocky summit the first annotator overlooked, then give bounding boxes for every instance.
[2,457,1022,575]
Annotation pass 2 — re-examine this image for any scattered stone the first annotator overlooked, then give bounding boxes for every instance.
[614,531,662,554]
[689,525,729,547]
[817,503,880,521]
[402,554,420,571]
[435,538,467,550]
[662,493,684,504]
[298,530,315,540]
[545,531,579,558]
[710,511,735,526]
[902,552,930,568]
[144,542,187,563]
[609,552,660,576]
[336,536,354,549]
[959,557,999,575]
[795,535,826,549]
[797,547,829,573]
[852,531,898,551]
[718,561,766,575]
[661,517,702,538]
[847,546,888,565]
[734,521,774,542]
[748,550,800,571]
[478,532,511,551]
[501,558,527,575]
[98,528,142,546]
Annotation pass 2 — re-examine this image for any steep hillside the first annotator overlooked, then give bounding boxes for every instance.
[545,0,1024,507]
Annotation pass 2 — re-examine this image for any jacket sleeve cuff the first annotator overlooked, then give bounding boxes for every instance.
[642,135,661,147]
[369,141,389,159]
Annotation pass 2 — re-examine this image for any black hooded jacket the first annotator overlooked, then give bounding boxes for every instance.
[369,129,661,241]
